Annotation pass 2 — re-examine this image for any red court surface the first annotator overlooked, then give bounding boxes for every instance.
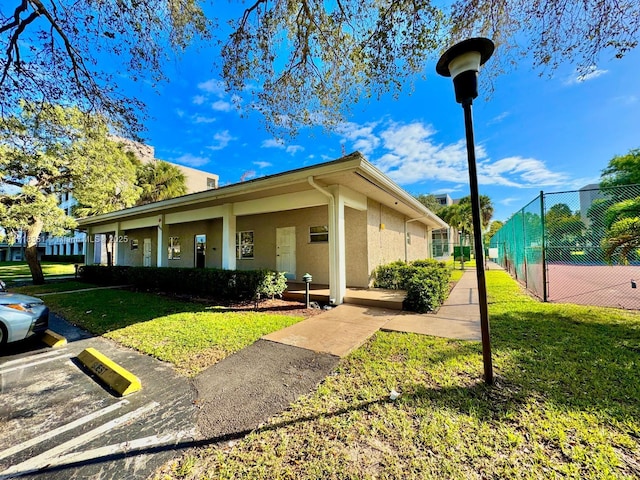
[547,264,640,310]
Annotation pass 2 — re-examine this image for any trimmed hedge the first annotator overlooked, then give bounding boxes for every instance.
[78,265,287,303]
[373,259,451,313]
[42,254,85,263]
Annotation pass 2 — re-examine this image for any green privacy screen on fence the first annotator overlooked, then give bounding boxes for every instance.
[491,184,640,309]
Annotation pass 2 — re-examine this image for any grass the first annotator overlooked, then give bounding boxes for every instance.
[0,261,78,283]
[42,288,306,376]
[155,270,640,480]
[12,281,95,295]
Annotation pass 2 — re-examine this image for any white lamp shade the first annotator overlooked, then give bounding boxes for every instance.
[447,51,482,79]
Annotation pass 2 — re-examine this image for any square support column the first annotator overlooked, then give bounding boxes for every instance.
[328,186,346,305]
[111,224,120,266]
[222,204,237,270]
[85,229,95,265]
[157,215,166,267]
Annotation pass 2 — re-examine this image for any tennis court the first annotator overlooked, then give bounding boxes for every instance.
[547,263,640,310]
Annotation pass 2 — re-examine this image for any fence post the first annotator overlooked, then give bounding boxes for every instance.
[540,190,548,302]
[522,205,527,289]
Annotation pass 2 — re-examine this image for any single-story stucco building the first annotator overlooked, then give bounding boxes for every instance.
[77,152,448,304]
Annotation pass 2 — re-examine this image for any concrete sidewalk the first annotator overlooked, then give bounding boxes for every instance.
[264,269,482,357]
[382,269,481,340]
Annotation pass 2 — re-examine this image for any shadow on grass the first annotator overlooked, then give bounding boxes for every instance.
[10,315,640,477]
[487,307,640,421]
[42,287,212,336]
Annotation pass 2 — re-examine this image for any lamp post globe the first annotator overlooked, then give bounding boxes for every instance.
[437,37,494,385]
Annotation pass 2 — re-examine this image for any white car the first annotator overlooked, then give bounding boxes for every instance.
[0,284,50,345]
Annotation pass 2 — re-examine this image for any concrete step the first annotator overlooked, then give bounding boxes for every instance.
[284,284,405,311]
[343,288,405,311]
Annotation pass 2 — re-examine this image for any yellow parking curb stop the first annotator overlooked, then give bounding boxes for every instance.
[77,347,142,396]
[42,329,67,348]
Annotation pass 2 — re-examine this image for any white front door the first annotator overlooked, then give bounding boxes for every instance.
[143,238,152,267]
[276,227,296,280]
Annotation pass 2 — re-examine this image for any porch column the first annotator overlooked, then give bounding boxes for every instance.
[221,203,236,270]
[328,186,346,305]
[112,223,120,266]
[85,229,95,265]
[157,215,166,267]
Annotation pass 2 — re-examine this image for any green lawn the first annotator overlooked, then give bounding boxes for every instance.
[0,261,78,283]
[12,281,95,295]
[156,270,640,480]
[42,288,305,376]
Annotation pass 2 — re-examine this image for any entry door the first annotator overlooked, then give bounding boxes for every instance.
[143,238,152,267]
[195,234,206,268]
[276,227,296,280]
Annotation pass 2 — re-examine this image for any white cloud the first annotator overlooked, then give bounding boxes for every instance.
[254,161,272,168]
[337,119,579,189]
[211,100,233,112]
[337,122,380,155]
[260,138,303,155]
[207,130,236,151]
[175,153,210,167]
[499,197,521,206]
[488,111,509,125]
[478,156,570,187]
[192,95,206,105]
[286,145,304,155]
[193,115,216,124]
[175,109,185,118]
[261,138,285,149]
[197,79,226,96]
[564,65,608,85]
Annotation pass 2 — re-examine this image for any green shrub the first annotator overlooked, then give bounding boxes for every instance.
[403,266,451,313]
[41,254,85,263]
[372,260,414,290]
[78,265,287,303]
[372,259,451,313]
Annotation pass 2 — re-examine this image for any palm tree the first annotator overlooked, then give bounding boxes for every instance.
[136,160,187,205]
[458,195,494,230]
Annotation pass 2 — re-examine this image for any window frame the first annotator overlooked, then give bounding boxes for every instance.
[236,231,255,259]
[309,225,329,243]
[168,236,181,260]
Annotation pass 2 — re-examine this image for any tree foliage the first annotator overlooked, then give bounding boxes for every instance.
[440,195,494,238]
[2,1,639,135]
[599,196,640,264]
[0,0,211,134]
[0,103,143,282]
[136,160,188,205]
[600,148,640,189]
[414,194,442,213]
[484,220,504,246]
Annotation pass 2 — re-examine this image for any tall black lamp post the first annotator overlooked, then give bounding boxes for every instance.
[436,37,494,385]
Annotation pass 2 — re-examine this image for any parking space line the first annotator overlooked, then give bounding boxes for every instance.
[0,349,68,368]
[0,401,160,479]
[0,353,72,375]
[38,429,197,471]
[0,399,130,461]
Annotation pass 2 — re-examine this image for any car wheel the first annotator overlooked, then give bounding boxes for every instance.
[0,323,7,345]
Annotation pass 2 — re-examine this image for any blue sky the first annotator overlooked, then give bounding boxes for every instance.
[124,33,640,223]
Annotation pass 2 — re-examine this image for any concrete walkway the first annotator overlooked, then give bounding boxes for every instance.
[264,269,482,357]
[382,269,481,341]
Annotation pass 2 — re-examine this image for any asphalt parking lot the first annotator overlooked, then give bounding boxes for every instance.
[0,313,197,480]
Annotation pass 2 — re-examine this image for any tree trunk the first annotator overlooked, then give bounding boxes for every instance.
[25,221,45,285]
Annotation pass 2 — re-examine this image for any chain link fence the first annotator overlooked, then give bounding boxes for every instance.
[491,184,640,309]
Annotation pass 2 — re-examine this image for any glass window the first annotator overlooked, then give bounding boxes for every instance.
[168,236,181,260]
[236,231,254,259]
[309,225,329,243]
